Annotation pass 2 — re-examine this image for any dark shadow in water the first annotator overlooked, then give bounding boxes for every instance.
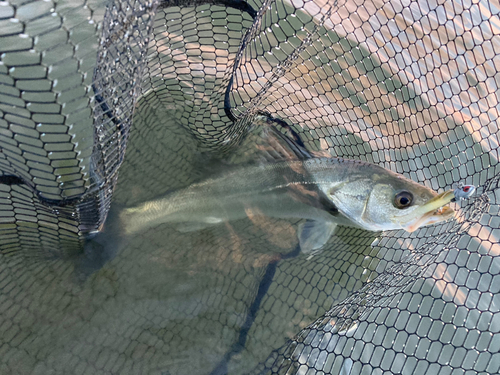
[209,244,302,375]
[74,205,125,282]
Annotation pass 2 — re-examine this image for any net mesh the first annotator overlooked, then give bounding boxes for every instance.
[1,0,500,374]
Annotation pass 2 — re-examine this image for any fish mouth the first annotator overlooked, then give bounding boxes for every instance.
[398,190,456,232]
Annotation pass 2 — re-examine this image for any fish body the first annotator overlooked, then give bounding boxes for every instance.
[122,157,455,252]
[123,159,342,231]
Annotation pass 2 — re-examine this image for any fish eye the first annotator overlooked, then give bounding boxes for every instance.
[394,191,413,209]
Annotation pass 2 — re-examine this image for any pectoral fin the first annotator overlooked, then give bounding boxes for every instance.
[298,220,337,253]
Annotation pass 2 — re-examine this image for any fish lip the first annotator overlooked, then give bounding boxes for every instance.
[396,190,456,232]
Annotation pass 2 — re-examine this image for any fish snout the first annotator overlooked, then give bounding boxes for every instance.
[399,190,456,232]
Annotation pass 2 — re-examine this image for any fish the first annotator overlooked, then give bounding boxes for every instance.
[120,156,456,253]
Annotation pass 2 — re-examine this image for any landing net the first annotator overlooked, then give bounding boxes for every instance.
[0,0,499,374]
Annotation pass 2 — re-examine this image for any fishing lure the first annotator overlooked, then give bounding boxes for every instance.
[452,185,476,202]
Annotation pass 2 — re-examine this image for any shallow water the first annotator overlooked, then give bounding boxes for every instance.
[0,99,386,374]
[1,87,498,375]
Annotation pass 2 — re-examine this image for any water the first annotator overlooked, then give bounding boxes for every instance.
[0,100,385,374]
[86,104,383,374]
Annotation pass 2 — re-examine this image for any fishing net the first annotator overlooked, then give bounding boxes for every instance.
[1,0,499,374]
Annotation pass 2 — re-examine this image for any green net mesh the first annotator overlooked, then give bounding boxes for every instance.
[1,0,499,374]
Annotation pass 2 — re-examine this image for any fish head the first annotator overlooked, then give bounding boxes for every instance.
[325,167,455,232]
